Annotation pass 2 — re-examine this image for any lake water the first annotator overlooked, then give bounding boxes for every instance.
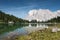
[0,23,60,40]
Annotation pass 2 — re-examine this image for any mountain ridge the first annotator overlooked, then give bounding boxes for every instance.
[25,9,60,22]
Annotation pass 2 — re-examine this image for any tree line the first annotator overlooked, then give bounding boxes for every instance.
[0,11,29,23]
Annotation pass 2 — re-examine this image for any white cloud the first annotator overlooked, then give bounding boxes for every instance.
[25,9,60,22]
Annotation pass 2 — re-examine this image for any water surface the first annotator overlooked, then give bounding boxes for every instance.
[0,23,60,40]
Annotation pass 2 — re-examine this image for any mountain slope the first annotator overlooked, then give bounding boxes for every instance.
[25,9,60,22]
[0,11,29,23]
[46,16,60,23]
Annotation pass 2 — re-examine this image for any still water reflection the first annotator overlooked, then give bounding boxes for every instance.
[0,23,58,40]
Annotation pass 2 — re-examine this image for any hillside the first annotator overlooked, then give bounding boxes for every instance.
[0,11,29,23]
[46,16,60,23]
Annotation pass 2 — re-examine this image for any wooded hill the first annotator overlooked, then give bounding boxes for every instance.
[46,16,60,23]
[0,11,29,23]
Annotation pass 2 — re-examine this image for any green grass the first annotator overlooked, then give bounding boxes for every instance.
[15,28,60,40]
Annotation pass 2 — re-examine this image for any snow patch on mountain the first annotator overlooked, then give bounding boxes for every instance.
[25,9,60,22]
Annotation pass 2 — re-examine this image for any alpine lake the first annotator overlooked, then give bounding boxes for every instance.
[0,23,60,40]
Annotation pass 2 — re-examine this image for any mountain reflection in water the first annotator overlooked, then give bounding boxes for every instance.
[0,23,51,40]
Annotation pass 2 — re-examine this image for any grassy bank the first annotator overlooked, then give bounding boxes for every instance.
[15,28,60,40]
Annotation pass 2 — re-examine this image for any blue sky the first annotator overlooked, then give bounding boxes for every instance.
[0,0,60,18]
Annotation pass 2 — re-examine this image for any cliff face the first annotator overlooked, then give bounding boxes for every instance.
[25,9,60,22]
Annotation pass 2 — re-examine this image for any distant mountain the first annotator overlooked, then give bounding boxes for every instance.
[25,9,60,22]
[0,11,29,23]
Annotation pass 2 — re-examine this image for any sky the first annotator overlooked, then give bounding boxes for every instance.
[0,0,60,18]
